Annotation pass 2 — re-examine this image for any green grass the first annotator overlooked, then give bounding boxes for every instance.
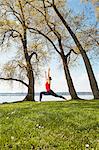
[0,100,99,150]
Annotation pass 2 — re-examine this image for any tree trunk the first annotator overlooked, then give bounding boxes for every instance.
[58,37,80,99]
[53,5,99,99]
[23,27,35,101]
[81,50,99,99]
[25,61,35,101]
[62,57,80,99]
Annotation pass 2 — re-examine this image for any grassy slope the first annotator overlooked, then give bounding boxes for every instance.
[0,100,99,150]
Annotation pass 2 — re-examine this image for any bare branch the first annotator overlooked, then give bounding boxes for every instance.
[43,0,52,7]
[43,0,62,40]
[1,29,23,45]
[65,49,78,64]
[9,5,23,24]
[28,27,61,55]
[29,51,39,61]
[0,77,28,87]
[25,1,45,17]
[65,49,72,59]
[18,0,26,26]
[71,49,78,55]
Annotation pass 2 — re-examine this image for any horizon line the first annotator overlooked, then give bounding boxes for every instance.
[0,92,93,96]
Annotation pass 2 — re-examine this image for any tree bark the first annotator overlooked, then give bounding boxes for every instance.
[24,61,35,101]
[53,5,99,99]
[23,27,35,101]
[59,45,80,99]
[58,37,80,99]
[62,59,79,99]
[29,27,80,100]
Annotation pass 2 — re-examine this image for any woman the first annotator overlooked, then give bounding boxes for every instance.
[39,68,66,101]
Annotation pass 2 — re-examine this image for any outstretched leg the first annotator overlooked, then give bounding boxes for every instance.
[49,90,66,100]
[39,91,49,101]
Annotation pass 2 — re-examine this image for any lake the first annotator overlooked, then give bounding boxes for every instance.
[0,92,93,103]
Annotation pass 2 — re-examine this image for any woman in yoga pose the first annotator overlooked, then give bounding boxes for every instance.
[39,68,66,101]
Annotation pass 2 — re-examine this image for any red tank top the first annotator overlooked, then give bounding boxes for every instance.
[45,82,50,92]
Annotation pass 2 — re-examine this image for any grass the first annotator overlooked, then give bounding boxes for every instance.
[0,100,99,150]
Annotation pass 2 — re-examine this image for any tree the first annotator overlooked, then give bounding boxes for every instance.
[26,0,99,99]
[0,0,47,101]
[43,0,99,99]
[25,0,81,99]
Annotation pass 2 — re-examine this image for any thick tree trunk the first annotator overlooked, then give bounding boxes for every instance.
[57,36,80,99]
[25,62,35,101]
[81,50,99,99]
[53,5,99,99]
[58,37,80,99]
[23,28,35,101]
[62,58,80,99]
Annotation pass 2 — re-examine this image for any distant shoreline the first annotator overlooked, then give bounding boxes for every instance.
[0,92,93,96]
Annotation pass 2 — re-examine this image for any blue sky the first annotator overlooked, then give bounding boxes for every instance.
[0,0,99,96]
[67,0,96,24]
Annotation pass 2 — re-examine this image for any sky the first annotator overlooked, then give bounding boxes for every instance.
[0,0,99,95]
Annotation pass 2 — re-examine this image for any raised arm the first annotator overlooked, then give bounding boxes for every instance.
[45,71,47,81]
[48,68,50,78]
[45,68,51,83]
[47,68,51,84]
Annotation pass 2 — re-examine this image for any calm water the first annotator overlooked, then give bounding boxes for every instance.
[0,92,93,103]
